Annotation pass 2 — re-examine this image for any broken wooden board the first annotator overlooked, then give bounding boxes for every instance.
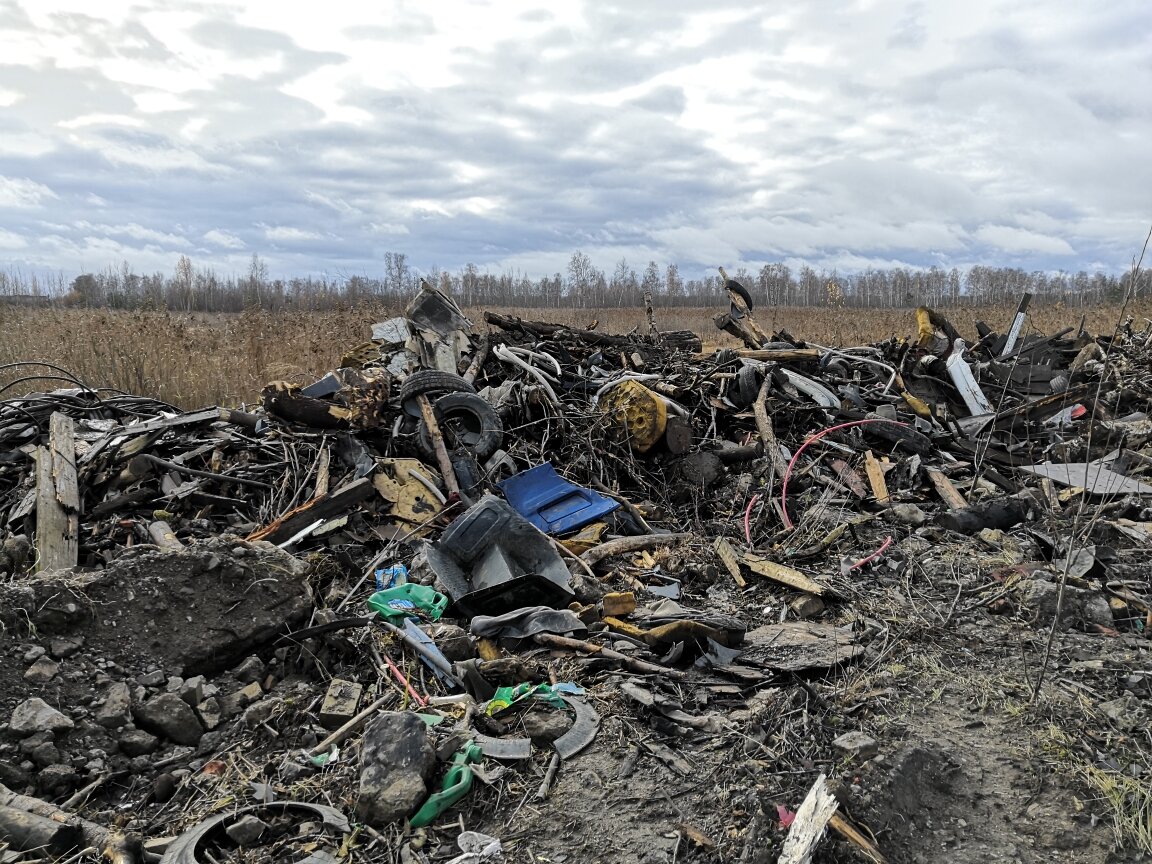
[78,407,220,466]
[713,537,746,588]
[34,413,79,572]
[741,552,827,596]
[778,773,839,864]
[738,622,862,672]
[863,450,889,503]
[248,477,376,545]
[925,467,968,510]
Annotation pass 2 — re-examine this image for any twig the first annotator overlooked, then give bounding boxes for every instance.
[534,752,561,801]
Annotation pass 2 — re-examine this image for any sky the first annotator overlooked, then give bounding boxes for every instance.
[1,0,1150,284]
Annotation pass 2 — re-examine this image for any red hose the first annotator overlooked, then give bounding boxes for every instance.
[743,493,760,545]
[781,418,908,529]
[849,535,893,570]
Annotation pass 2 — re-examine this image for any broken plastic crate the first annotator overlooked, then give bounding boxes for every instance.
[497,462,619,535]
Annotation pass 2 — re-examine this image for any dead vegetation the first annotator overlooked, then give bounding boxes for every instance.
[2,301,1150,410]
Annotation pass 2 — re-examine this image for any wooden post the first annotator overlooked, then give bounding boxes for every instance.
[35,413,79,572]
[146,521,184,551]
[643,289,660,340]
[416,394,462,501]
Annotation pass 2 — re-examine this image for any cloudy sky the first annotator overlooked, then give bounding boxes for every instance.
[1,0,1150,283]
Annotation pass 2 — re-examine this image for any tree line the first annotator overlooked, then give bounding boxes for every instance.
[0,251,1146,313]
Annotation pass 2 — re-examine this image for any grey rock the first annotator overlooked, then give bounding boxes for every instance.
[884,504,928,527]
[356,712,436,825]
[165,676,185,693]
[22,645,46,663]
[180,676,205,707]
[9,698,74,737]
[19,731,54,756]
[1082,594,1114,629]
[1017,578,1063,622]
[24,656,59,683]
[675,451,724,488]
[196,731,224,755]
[233,656,265,684]
[119,729,159,757]
[133,693,204,746]
[225,814,268,846]
[219,683,263,718]
[1100,695,1142,732]
[50,635,85,658]
[196,697,222,730]
[243,698,283,729]
[0,760,30,788]
[832,730,879,760]
[138,670,166,688]
[521,709,573,746]
[31,742,62,767]
[95,682,133,729]
[37,763,78,796]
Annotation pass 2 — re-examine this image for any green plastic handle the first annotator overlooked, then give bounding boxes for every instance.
[409,743,483,828]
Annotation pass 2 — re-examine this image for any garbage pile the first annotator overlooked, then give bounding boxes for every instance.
[1,280,1151,864]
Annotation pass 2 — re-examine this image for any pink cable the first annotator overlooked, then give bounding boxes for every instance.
[383,653,428,707]
[743,493,760,544]
[849,535,893,570]
[781,418,908,529]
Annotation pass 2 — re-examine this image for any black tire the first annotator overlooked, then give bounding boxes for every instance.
[399,370,476,416]
[725,279,754,311]
[731,365,760,408]
[418,392,503,460]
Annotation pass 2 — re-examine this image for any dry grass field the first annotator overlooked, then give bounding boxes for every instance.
[1,299,1148,409]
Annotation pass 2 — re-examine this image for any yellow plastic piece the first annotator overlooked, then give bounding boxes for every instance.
[560,522,608,555]
[901,391,934,419]
[599,379,668,453]
[914,307,935,349]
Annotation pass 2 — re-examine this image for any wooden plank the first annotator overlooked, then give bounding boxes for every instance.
[713,538,746,588]
[34,413,79,572]
[741,553,826,595]
[734,348,822,362]
[925,467,967,510]
[863,450,889,504]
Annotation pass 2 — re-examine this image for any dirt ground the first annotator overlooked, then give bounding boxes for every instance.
[2,506,1150,864]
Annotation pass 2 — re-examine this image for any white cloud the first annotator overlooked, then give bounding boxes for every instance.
[203,229,245,249]
[263,225,323,242]
[0,176,57,208]
[975,225,1076,256]
[0,229,29,250]
[0,0,1148,278]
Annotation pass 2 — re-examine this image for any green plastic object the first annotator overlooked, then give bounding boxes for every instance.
[409,742,483,828]
[367,583,448,623]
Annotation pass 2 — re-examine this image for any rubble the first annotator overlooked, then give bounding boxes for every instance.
[1,278,1151,862]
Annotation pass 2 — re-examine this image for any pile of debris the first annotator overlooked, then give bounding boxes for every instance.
[1,279,1151,864]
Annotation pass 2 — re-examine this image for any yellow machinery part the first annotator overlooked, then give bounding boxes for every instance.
[599,379,668,453]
